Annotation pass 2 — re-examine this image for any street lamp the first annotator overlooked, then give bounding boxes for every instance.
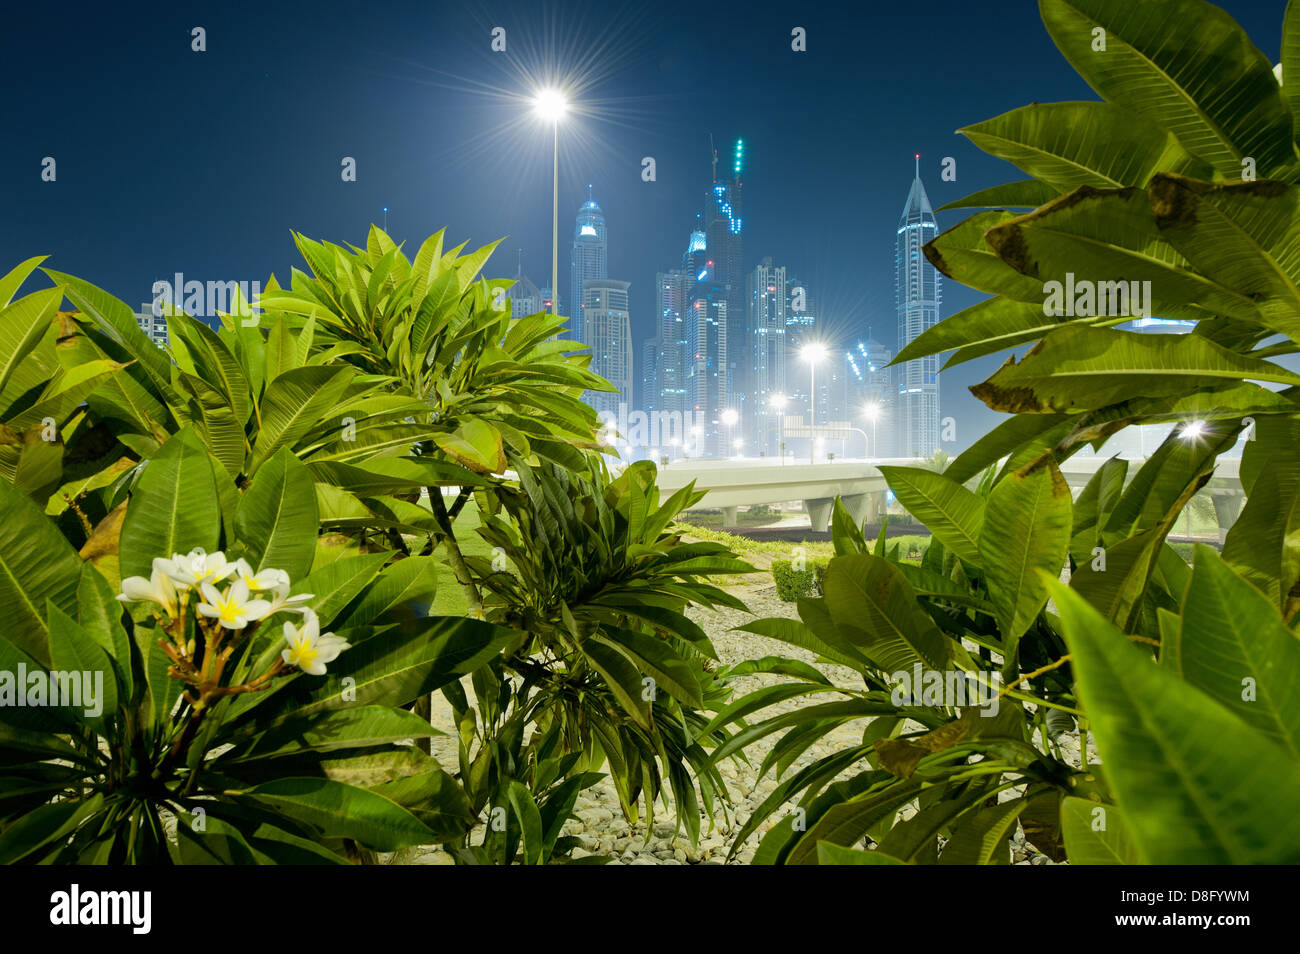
[721,408,738,459]
[801,343,828,464]
[862,402,882,459]
[532,88,568,317]
[770,393,787,465]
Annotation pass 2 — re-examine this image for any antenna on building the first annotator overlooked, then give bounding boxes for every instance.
[516,248,523,276]
[709,133,717,182]
[914,153,920,178]
[587,183,593,201]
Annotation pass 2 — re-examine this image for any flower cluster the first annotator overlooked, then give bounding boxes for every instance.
[117,548,349,677]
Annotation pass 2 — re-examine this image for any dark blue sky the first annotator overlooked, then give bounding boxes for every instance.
[1,0,1285,448]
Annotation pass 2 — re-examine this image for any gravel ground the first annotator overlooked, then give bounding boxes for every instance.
[387,570,1099,866]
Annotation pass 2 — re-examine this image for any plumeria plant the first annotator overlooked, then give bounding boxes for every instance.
[0,428,513,864]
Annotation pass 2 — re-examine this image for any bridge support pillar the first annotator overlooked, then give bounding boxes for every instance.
[722,505,739,528]
[805,497,835,533]
[1212,493,1243,544]
[841,493,874,528]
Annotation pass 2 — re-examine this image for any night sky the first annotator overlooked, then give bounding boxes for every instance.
[1,0,1285,450]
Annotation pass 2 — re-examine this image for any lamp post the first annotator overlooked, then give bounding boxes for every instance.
[770,393,787,466]
[801,344,828,464]
[532,89,568,317]
[862,402,882,459]
[721,408,738,460]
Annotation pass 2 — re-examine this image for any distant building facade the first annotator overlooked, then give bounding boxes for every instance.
[895,159,942,458]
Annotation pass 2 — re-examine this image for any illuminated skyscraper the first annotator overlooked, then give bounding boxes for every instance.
[704,140,744,413]
[570,185,607,343]
[747,258,787,455]
[685,274,728,457]
[895,157,942,458]
[582,278,633,416]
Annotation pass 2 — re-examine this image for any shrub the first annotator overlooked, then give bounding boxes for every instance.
[771,559,826,601]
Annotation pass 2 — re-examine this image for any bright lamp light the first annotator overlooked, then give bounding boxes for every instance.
[721,408,739,426]
[801,343,828,363]
[533,88,568,121]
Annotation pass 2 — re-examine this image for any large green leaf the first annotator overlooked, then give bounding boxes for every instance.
[983,187,1260,324]
[960,101,1212,190]
[117,428,222,581]
[820,554,951,673]
[1222,455,1300,611]
[234,446,319,582]
[972,326,1300,414]
[1060,796,1140,864]
[237,777,437,852]
[249,366,354,473]
[1173,548,1300,760]
[879,466,984,567]
[0,286,62,399]
[980,460,1072,647]
[1052,581,1300,864]
[1150,174,1300,340]
[1040,0,1297,178]
[0,479,83,666]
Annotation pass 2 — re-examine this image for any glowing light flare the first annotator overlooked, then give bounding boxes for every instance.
[532,88,569,121]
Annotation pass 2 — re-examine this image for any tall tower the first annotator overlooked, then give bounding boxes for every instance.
[570,185,608,343]
[895,156,941,458]
[747,257,787,455]
[703,139,744,415]
[582,278,633,416]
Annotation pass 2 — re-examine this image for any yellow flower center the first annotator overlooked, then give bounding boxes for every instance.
[288,640,319,668]
[217,597,240,623]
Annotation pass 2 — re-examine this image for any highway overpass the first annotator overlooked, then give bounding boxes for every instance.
[653,456,1244,539]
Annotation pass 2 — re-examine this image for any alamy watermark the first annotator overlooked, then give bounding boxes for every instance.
[1042,272,1152,319]
[0,664,104,718]
[597,402,706,456]
[151,272,261,324]
[889,664,1002,716]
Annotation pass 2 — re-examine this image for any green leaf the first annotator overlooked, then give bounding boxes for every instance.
[937,180,1060,212]
[821,554,951,673]
[1040,0,1296,178]
[0,479,83,666]
[879,466,984,567]
[0,286,62,397]
[234,446,319,582]
[249,366,354,473]
[1221,456,1300,612]
[939,799,1027,865]
[237,777,437,852]
[1060,797,1140,864]
[118,428,222,580]
[1174,548,1300,760]
[960,101,1212,190]
[1150,174,1300,340]
[980,460,1072,645]
[221,705,440,762]
[972,326,1300,415]
[45,604,118,736]
[816,842,908,865]
[1051,581,1300,864]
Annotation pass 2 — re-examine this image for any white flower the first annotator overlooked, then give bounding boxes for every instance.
[196,578,273,630]
[232,558,289,592]
[264,580,314,616]
[281,611,349,676]
[162,548,236,590]
[117,561,179,615]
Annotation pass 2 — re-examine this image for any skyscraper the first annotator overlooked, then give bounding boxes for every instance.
[133,302,168,348]
[570,185,607,344]
[703,140,744,414]
[846,335,894,457]
[582,278,633,416]
[506,252,543,319]
[747,258,787,455]
[895,157,942,458]
[684,275,727,457]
